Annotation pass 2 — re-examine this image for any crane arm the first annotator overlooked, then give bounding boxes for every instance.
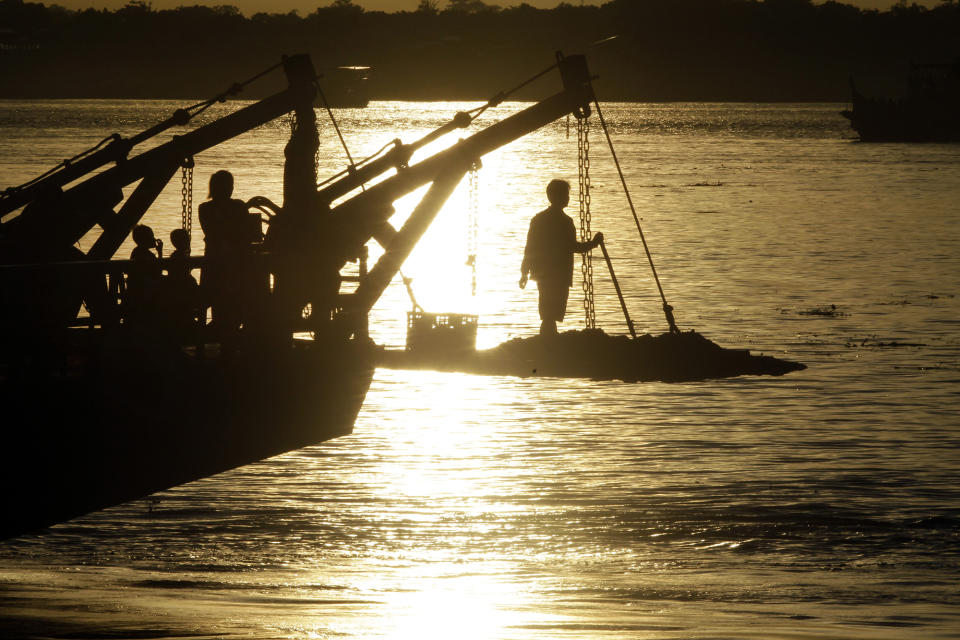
[328,53,595,256]
[0,55,317,260]
[331,53,595,325]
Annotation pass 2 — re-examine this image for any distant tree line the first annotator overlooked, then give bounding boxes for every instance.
[0,0,958,100]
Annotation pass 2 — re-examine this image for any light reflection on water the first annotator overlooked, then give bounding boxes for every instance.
[0,100,959,638]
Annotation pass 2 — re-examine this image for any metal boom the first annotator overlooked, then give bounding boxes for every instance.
[329,53,595,326]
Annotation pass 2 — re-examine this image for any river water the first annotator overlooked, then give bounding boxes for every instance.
[0,97,958,639]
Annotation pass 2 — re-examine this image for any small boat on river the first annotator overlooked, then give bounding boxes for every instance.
[842,60,960,142]
[316,65,371,108]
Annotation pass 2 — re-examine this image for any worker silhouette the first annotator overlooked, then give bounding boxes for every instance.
[125,224,162,326]
[198,170,249,333]
[165,228,200,336]
[520,179,602,336]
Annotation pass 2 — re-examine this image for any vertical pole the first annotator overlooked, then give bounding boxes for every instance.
[599,240,636,339]
[357,245,369,340]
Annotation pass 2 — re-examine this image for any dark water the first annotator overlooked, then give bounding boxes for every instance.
[1,100,958,639]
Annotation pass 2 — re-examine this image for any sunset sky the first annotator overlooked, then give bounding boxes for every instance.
[48,0,943,15]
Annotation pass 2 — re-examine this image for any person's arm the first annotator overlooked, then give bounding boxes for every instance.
[520,220,536,289]
[519,220,534,289]
[197,201,211,237]
[571,221,603,253]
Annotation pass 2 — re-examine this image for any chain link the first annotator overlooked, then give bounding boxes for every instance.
[180,159,193,239]
[467,160,480,296]
[312,115,320,187]
[577,116,596,330]
[286,110,320,189]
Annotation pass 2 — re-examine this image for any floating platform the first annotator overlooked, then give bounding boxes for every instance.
[377,329,806,383]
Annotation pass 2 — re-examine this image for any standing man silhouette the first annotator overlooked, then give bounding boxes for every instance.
[520,179,602,336]
[198,170,250,333]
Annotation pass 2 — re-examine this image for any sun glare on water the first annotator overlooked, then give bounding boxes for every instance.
[343,104,590,351]
[369,570,531,640]
[293,369,548,639]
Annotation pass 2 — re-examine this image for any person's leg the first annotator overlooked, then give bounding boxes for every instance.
[537,279,565,336]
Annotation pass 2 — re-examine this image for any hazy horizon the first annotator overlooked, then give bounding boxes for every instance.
[42,0,944,16]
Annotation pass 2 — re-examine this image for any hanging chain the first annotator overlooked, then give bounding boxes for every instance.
[287,111,320,187]
[180,157,194,238]
[314,132,321,187]
[577,116,596,330]
[467,159,481,296]
[310,113,320,187]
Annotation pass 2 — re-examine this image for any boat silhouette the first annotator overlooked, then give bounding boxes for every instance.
[0,52,601,539]
[317,65,371,108]
[842,60,960,142]
[1,52,808,540]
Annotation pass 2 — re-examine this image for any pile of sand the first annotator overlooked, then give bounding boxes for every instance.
[379,328,806,383]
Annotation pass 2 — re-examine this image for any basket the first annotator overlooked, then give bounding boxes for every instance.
[406,311,478,353]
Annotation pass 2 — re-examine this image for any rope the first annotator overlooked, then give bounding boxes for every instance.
[577,115,596,330]
[316,138,400,189]
[593,99,679,334]
[402,274,424,313]
[315,81,356,171]
[466,62,559,122]
[183,61,284,120]
[314,58,559,194]
[3,60,285,201]
[2,134,119,198]
[315,79,423,315]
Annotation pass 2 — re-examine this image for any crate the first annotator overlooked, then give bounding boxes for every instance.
[406,311,478,353]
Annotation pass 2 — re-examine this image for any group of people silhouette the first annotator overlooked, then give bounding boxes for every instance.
[123,169,256,337]
[124,172,597,340]
[124,223,198,332]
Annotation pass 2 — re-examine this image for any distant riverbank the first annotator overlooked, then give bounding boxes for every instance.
[2,1,958,102]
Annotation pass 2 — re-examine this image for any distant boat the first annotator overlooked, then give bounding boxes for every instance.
[316,66,370,108]
[841,60,960,142]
